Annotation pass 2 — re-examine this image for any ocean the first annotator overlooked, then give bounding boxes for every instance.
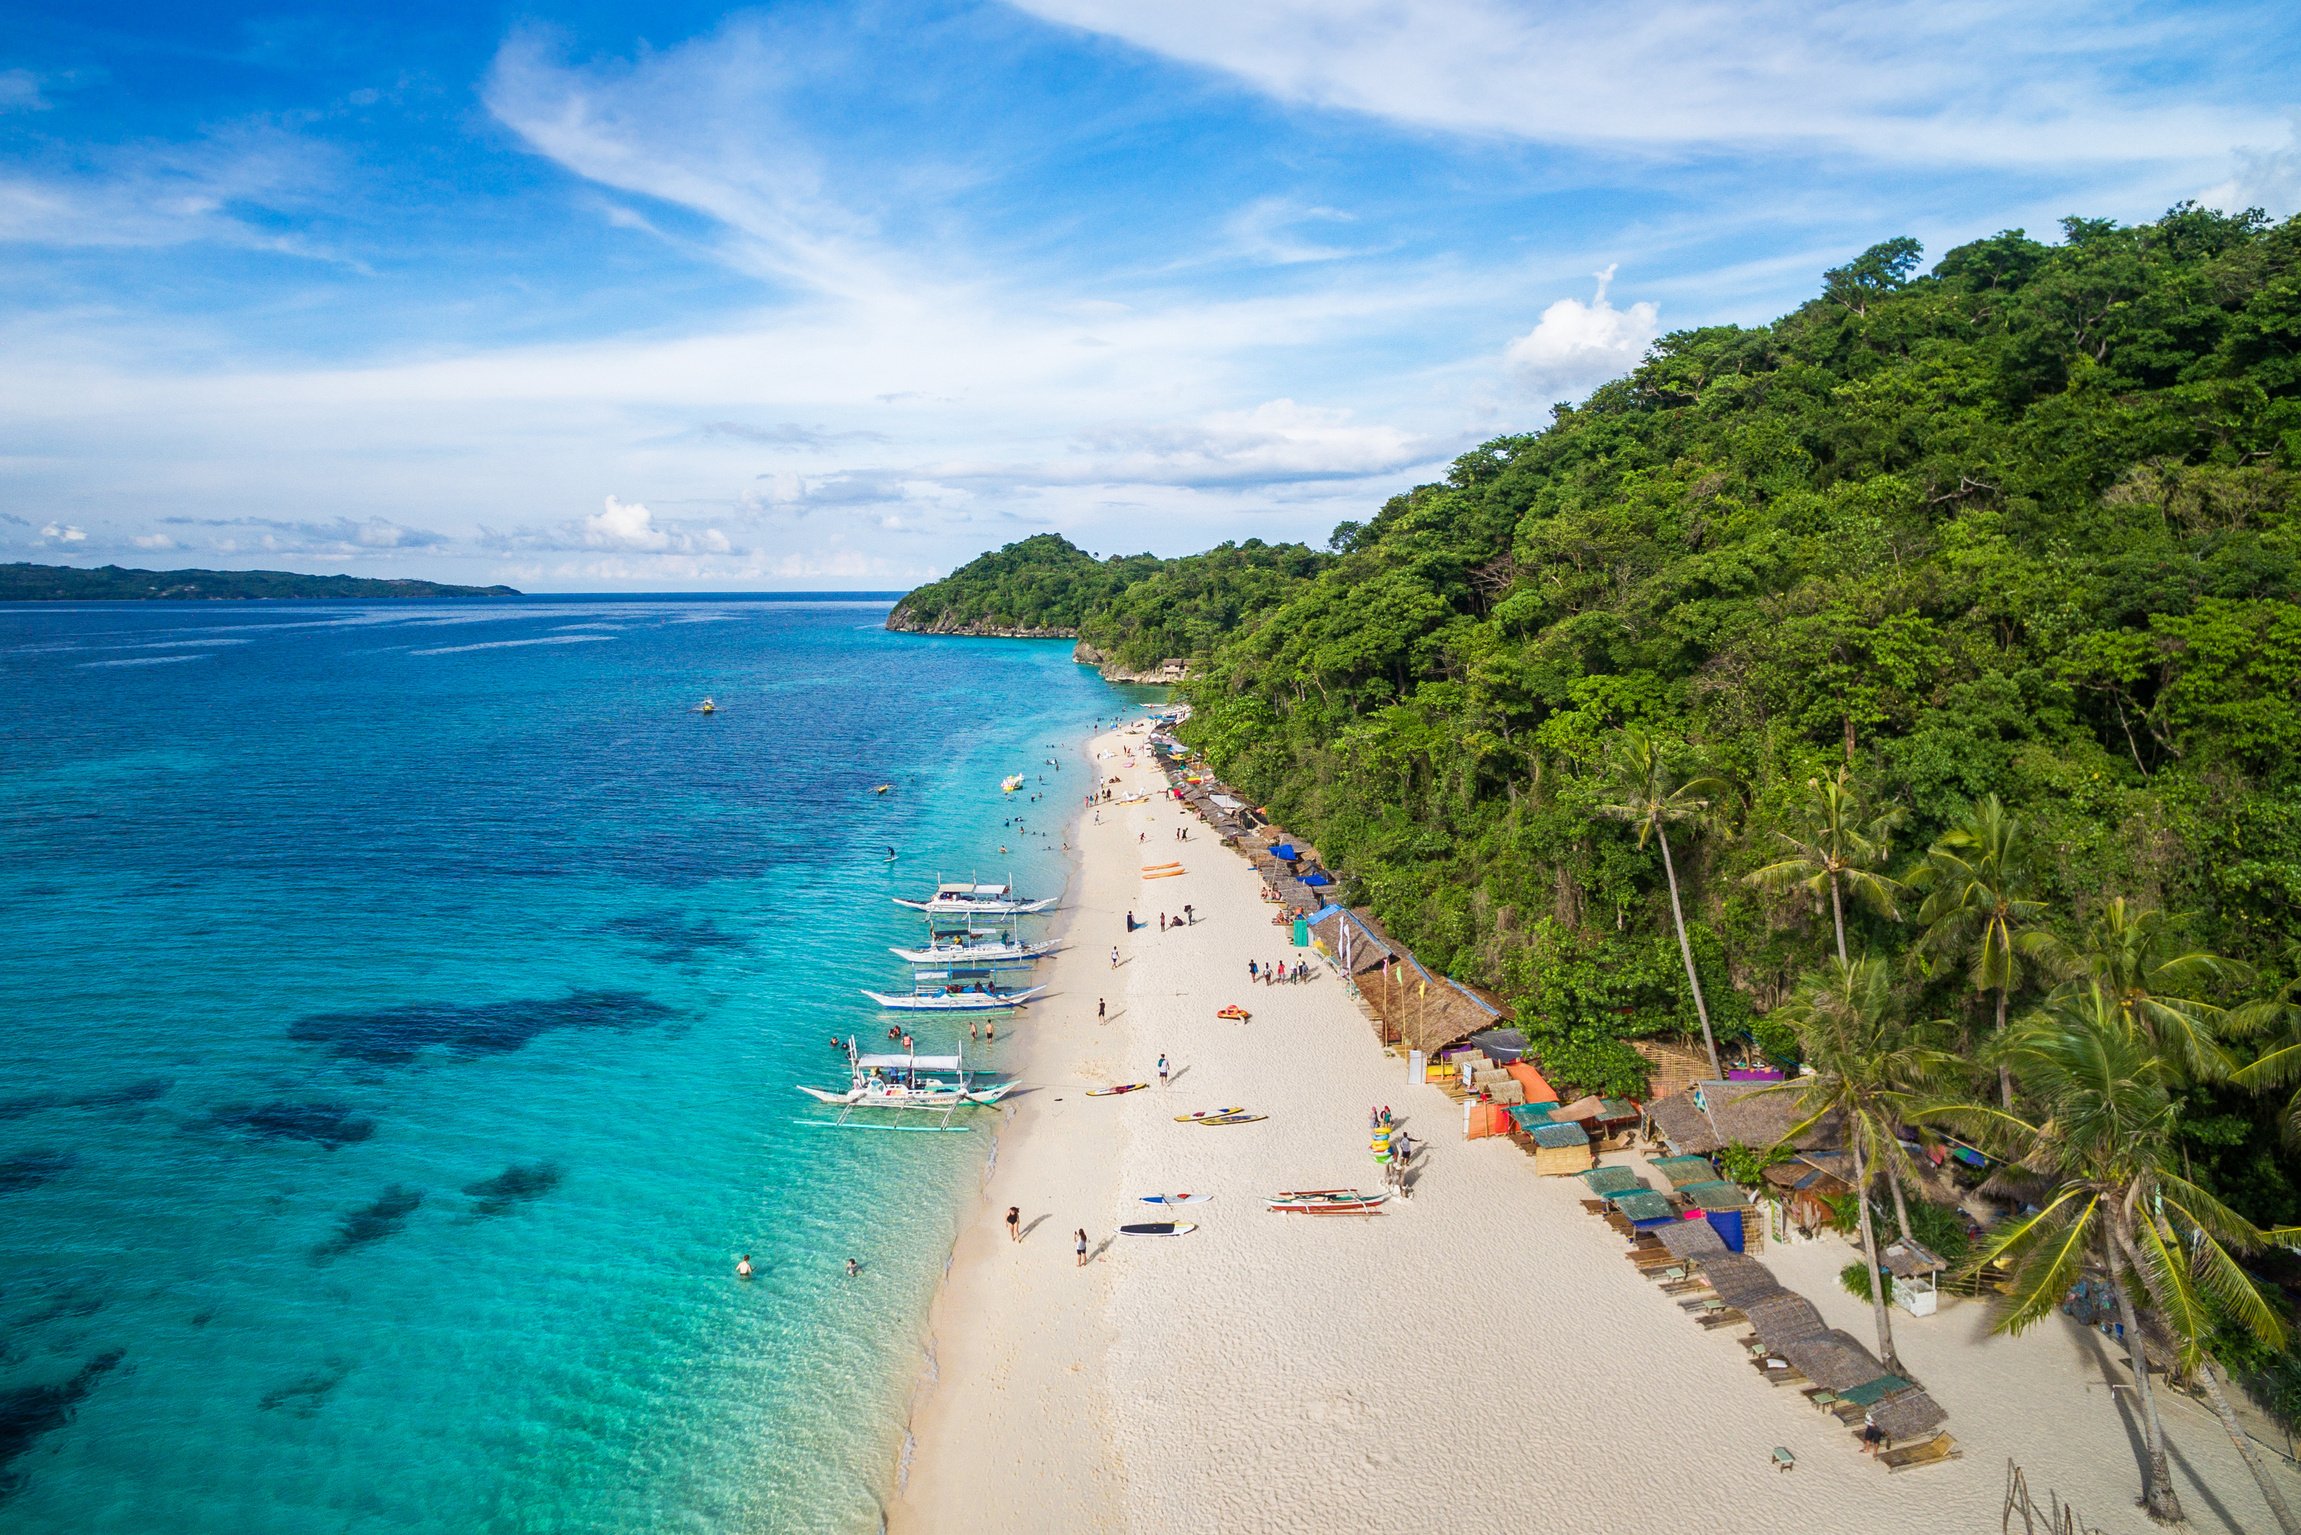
[0,597,1131,1533]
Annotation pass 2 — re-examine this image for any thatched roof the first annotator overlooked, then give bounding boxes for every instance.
[1614,1190,1677,1223]
[1746,1293,1831,1352]
[1676,1180,1749,1213]
[1644,1079,1844,1156]
[1580,1166,1646,1196]
[1777,1329,1887,1390]
[1308,907,1394,976]
[1651,1219,1728,1259]
[1865,1389,1949,1441]
[1696,1254,1784,1308]
[1650,1154,1717,1189]
[1880,1240,1946,1278]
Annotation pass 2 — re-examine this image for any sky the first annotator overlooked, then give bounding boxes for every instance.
[3,1,2298,591]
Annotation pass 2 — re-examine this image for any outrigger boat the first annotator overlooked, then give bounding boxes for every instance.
[796,1045,1013,1131]
[862,969,1046,1011]
[893,878,1057,918]
[889,933,1059,965]
[1266,1189,1388,1214]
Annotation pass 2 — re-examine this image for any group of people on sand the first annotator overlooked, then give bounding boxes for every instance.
[1249,957,1310,985]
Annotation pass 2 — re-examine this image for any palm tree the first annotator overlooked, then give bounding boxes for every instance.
[1909,795,2050,1107]
[1768,955,1955,1375]
[2035,897,2248,1083]
[1745,767,1904,963]
[1596,729,1731,1078]
[2231,944,2301,1143]
[1963,988,2300,1531]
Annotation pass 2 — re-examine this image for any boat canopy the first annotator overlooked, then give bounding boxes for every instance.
[856,1052,965,1071]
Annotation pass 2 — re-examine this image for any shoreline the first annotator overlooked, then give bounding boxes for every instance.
[886,720,2301,1535]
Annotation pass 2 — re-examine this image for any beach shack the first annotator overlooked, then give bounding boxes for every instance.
[1505,1102,1594,1175]
[1644,1078,1844,1159]
[1879,1239,1947,1317]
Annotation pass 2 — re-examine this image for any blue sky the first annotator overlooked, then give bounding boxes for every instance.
[4,1,2298,590]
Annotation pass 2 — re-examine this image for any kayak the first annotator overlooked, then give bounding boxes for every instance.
[1139,1193,1212,1205]
[1144,869,1185,879]
[1191,1113,1267,1126]
[1174,1107,1245,1122]
[1141,862,1183,872]
[1088,1083,1149,1097]
[1119,1222,1197,1237]
[1267,1190,1387,1213]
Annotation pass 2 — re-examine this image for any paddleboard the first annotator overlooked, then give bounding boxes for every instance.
[1174,1107,1245,1122]
[1192,1113,1267,1126]
[1139,1193,1211,1205]
[1087,1083,1149,1097]
[1118,1222,1197,1237]
[1144,869,1185,878]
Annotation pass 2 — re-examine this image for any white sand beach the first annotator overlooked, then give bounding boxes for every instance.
[890,723,2301,1535]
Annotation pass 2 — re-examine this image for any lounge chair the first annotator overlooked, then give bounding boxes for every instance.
[1881,1432,1961,1472]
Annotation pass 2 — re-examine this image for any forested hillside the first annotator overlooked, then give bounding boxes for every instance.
[888,533,1325,672]
[1173,208,2301,1220]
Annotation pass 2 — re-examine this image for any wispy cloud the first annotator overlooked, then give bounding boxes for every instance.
[1011,0,2283,169]
[0,123,341,255]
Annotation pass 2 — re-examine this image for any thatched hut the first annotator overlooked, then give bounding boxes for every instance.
[1864,1388,1949,1445]
[1579,1165,1646,1198]
[1696,1254,1785,1309]
[1650,1219,1729,1260]
[1644,1078,1844,1157]
[1649,1154,1718,1189]
[1776,1329,1888,1390]
[1523,1119,1593,1176]
[1880,1239,1948,1317]
[1745,1293,1830,1353]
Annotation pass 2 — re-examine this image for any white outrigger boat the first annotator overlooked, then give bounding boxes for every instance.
[796,1046,1014,1131]
[862,970,1047,1011]
[889,934,1060,966]
[892,878,1056,918]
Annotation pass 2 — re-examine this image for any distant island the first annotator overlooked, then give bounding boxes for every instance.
[0,562,520,602]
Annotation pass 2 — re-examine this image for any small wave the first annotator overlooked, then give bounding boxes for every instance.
[409,635,617,656]
[77,654,205,668]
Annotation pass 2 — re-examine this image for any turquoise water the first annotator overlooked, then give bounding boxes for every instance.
[0,599,1124,1533]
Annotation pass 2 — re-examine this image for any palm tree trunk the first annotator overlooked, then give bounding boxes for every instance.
[2104,1226,2184,1522]
[1829,871,1848,964]
[1886,1149,1913,1243]
[2196,1355,2301,1535]
[1995,986,2014,1109]
[1655,824,1721,1078]
[1851,1137,1901,1374]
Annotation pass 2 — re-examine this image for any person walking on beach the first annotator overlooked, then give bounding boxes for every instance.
[1158,913,1166,932]
[1111,945,1120,968]
[1006,1206,1021,1242]
[1075,1228,1089,1267]
[1248,958,1258,982]
[1097,998,1106,1022]
[1157,1053,1169,1088]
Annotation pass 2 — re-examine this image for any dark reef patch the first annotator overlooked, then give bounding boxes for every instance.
[0,1349,125,1501]
[0,1078,172,1121]
[17,1290,104,1329]
[310,1185,424,1264]
[0,1152,76,1194]
[601,910,748,963]
[462,1161,565,1219]
[204,1101,376,1149]
[288,988,677,1066]
[258,1363,349,1417]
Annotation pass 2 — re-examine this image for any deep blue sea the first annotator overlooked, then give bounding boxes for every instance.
[0,597,1130,1533]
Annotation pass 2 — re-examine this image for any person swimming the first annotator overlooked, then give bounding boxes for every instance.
[845,1257,859,1278]
[736,1254,753,1279]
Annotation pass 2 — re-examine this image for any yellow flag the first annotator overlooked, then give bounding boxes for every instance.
[1418,978,1427,998]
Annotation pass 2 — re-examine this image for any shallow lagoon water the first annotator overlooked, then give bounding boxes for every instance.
[0,598,1122,1532]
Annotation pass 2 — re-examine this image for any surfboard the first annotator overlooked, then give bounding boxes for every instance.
[1191,1114,1267,1126]
[1173,1107,1245,1122]
[1118,1222,1197,1237]
[1087,1083,1149,1097]
[1138,1193,1211,1205]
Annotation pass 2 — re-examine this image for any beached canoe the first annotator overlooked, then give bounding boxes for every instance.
[1190,1113,1266,1126]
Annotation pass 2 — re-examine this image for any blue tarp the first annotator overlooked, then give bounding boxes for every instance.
[1704,1210,1747,1253]
[1269,843,1299,861]
[1303,903,1346,925]
[1300,870,1333,887]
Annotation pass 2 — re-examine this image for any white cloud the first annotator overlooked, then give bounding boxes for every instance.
[1009,0,2278,168]
[132,533,180,550]
[585,494,669,550]
[0,124,339,254]
[38,522,86,542]
[2201,120,2301,219]
[1506,266,1660,401]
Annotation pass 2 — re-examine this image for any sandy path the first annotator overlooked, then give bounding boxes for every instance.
[894,721,2301,1535]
